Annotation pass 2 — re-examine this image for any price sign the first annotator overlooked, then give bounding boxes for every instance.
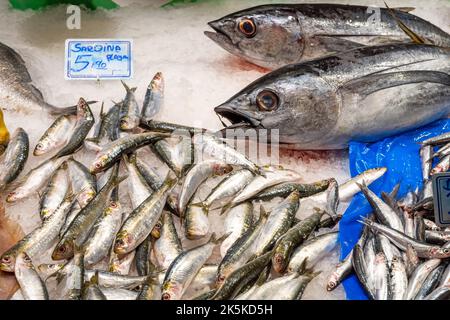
[432,173,450,227]
[65,39,132,80]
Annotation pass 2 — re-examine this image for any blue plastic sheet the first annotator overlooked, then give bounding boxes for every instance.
[339,119,450,300]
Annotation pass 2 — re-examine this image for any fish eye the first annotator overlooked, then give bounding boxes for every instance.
[238,19,256,37]
[2,256,11,263]
[444,249,449,254]
[95,162,102,169]
[58,245,66,253]
[162,293,171,300]
[116,239,125,247]
[23,254,32,263]
[274,254,283,264]
[256,90,279,111]
[36,143,43,150]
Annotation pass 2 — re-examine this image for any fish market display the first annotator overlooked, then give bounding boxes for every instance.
[2,1,450,302]
[206,4,450,69]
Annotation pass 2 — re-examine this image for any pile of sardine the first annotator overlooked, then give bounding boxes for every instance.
[0,70,389,300]
[326,135,450,300]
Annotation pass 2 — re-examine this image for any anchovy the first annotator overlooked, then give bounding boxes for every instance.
[215,44,450,150]
[390,256,408,300]
[415,264,446,300]
[406,259,441,300]
[373,252,390,300]
[206,4,450,69]
[424,285,450,300]
[352,244,375,300]
[142,72,164,120]
[0,128,29,190]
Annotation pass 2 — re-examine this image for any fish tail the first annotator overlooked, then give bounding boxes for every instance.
[191,201,209,215]
[219,202,233,215]
[210,232,231,245]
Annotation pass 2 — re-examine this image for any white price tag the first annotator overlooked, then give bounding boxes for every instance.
[432,172,450,226]
[65,39,132,80]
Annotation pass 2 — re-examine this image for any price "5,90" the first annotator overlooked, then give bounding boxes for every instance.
[70,53,129,72]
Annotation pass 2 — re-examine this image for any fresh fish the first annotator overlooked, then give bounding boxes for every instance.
[151,136,194,178]
[431,154,450,175]
[90,132,168,174]
[215,44,450,150]
[220,202,254,257]
[425,230,450,245]
[67,158,97,207]
[14,253,48,300]
[0,193,76,272]
[206,4,450,69]
[352,244,375,299]
[39,163,69,220]
[102,287,139,300]
[193,133,261,174]
[142,72,164,120]
[55,98,95,157]
[34,115,75,156]
[373,252,390,300]
[82,273,107,300]
[414,214,426,241]
[390,256,408,300]
[364,236,377,286]
[405,243,420,277]
[254,190,300,257]
[114,175,177,254]
[422,131,450,146]
[358,183,403,232]
[298,168,387,212]
[119,81,141,130]
[137,276,159,300]
[224,166,301,211]
[52,166,122,260]
[197,169,254,211]
[424,218,441,231]
[123,154,153,209]
[83,270,149,289]
[178,159,233,215]
[361,218,450,259]
[252,179,330,201]
[134,157,164,191]
[287,231,338,272]
[246,269,318,300]
[0,41,78,115]
[85,103,121,151]
[183,265,218,298]
[65,245,85,300]
[83,189,123,266]
[6,155,70,203]
[109,250,136,275]
[424,284,450,300]
[404,211,415,238]
[161,233,224,300]
[415,265,446,300]
[0,128,29,190]
[440,263,450,286]
[135,235,153,277]
[211,251,273,300]
[184,203,210,240]
[406,259,441,300]
[374,233,402,266]
[272,208,324,273]
[154,212,183,269]
[217,207,268,284]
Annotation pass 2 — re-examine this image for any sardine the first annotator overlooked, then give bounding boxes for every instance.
[85,103,121,151]
[14,253,48,300]
[0,128,29,190]
[142,72,164,120]
[252,179,330,201]
[39,163,69,220]
[154,212,183,269]
[184,203,210,240]
[82,273,107,300]
[119,81,141,130]
[34,115,75,156]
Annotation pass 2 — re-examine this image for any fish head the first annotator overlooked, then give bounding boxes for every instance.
[150,72,164,92]
[119,116,133,130]
[52,240,74,261]
[150,221,163,239]
[272,252,287,274]
[161,280,181,300]
[33,138,51,156]
[78,188,96,207]
[90,154,110,174]
[15,252,33,269]
[5,190,23,203]
[214,68,338,146]
[0,252,16,272]
[212,163,234,176]
[215,273,227,286]
[76,98,94,121]
[436,247,450,258]
[37,263,65,277]
[114,231,135,254]
[205,7,304,68]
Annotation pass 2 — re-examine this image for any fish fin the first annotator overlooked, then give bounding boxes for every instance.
[295,258,309,275]
[384,2,425,44]
[389,183,401,199]
[220,202,233,215]
[90,271,99,285]
[121,80,131,92]
[393,6,415,13]
[84,137,100,144]
[99,102,105,118]
[259,205,270,219]
[313,35,365,53]
[191,201,209,215]
[340,71,450,100]
[210,232,231,245]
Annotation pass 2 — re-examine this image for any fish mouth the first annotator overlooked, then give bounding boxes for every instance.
[204,21,235,51]
[214,105,261,132]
